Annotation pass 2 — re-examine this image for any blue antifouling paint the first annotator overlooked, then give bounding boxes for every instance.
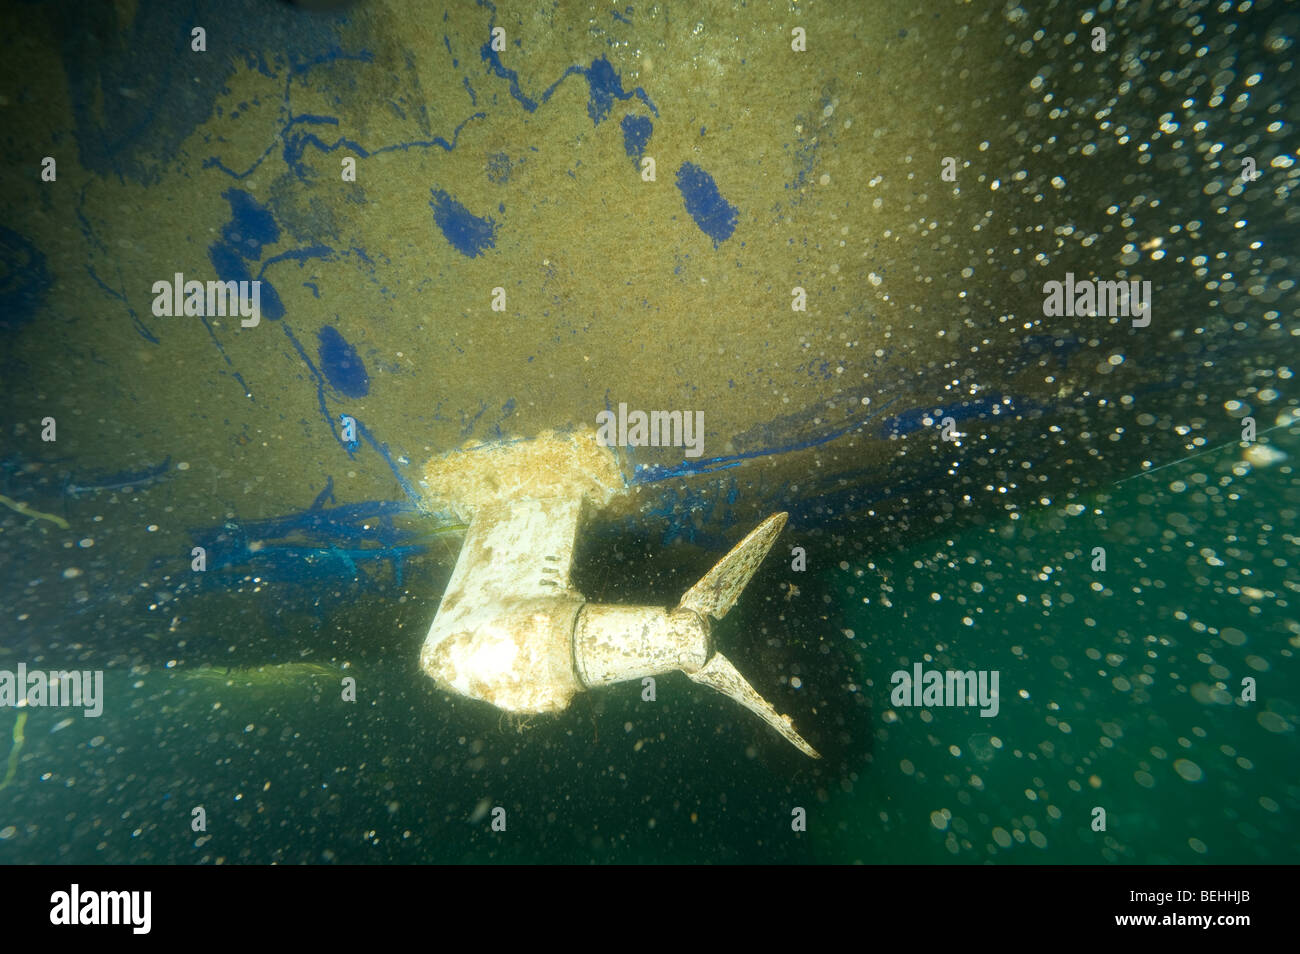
[209,242,252,284]
[580,56,658,124]
[621,114,652,159]
[317,326,370,397]
[585,57,627,124]
[209,242,284,320]
[259,280,285,321]
[220,188,279,260]
[675,162,738,247]
[430,189,497,257]
[0,227,51,331]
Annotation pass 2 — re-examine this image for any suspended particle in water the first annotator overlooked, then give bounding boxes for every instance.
[967,733,996,762]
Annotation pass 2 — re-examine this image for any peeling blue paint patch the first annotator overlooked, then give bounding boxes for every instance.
[621,114,652,161]
[258,281,285,321]
[317,325,370,398]
[676,162,738,247]
[209,191,289,323]
[208,242,254,286]
[220,188,279,260]
[584,56,641,124]
[0,228,51,332]
[430,189,497,257]
[207,242,284,320]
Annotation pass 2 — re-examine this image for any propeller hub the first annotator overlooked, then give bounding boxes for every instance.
[573,605,710,688]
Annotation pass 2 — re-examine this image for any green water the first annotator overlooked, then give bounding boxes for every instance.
[0,424,1293,863]
[818,424,1299,863]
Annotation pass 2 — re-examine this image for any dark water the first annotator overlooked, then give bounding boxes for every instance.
[0,0,1297,865]
[1,426,1295,864]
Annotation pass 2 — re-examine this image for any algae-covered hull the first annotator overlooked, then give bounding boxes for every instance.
[4,2,1290,642]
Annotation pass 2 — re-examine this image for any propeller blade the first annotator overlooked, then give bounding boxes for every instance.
[678,512,787,620]
[686,652,820,758]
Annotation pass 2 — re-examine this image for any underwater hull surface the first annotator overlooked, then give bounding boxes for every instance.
[0,0,1291,636]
